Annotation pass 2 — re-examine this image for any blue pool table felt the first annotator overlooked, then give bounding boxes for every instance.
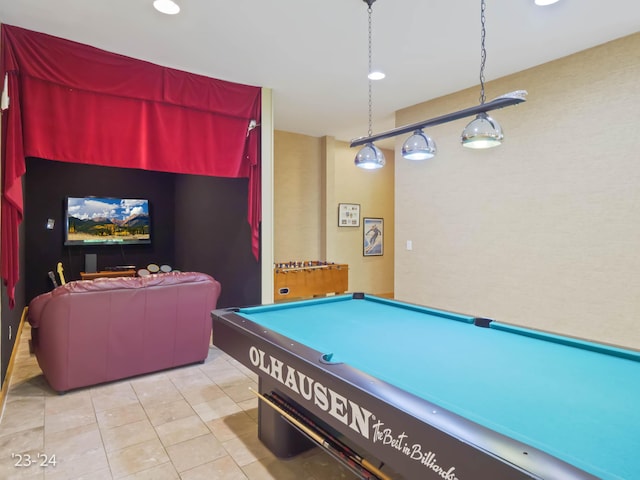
[239,295,640,480]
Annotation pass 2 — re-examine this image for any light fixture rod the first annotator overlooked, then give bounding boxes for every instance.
[478,0,487,105]
[366,1,374,136]
[350,92,526,148]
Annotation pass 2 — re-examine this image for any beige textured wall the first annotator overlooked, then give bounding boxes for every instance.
[273,131,394,296]
[394,33,640,349]
[325,139,394,296]
[273,131,323,262]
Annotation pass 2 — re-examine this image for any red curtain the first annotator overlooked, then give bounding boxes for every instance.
[1,25,262,307]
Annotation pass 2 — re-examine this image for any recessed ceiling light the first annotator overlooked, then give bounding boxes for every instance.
[368,70,386,80]
[535,0,560,5]
[153,0,180,15]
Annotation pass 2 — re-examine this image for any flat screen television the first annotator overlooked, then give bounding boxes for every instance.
[64,196,151,246]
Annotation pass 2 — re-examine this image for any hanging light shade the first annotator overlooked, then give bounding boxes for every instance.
[355,143,386,169]
[460,0,505,150]
[355,0,386,170]
[461,112,503,149]
[402,129,437,160]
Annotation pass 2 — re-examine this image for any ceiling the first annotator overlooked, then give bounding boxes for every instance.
[0,0,638,146]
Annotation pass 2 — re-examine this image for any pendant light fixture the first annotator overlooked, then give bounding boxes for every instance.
[402,129,437,160]
[354,0,385,170]
[461,0,503,149]
[350,0,527,163]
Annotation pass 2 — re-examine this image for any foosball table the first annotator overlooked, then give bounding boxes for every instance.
[274,261,348,301]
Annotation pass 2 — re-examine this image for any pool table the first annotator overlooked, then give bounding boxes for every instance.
[211,293,640,480]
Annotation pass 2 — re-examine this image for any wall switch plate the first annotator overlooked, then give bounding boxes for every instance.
[46,218,55,230]
[406,240,413,251]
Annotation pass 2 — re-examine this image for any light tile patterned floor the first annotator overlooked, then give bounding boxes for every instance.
[0,324,359,479]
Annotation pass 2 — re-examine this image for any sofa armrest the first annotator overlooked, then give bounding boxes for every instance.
[27,290,53,328]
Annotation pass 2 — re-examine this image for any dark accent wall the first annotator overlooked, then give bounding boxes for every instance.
[22,157,260,307]
[0,212,25,385]
[24,158,176,301]
[174,175,261,308]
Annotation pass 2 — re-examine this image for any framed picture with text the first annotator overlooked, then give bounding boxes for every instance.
[363,217,383,256]
[338,203,360,227]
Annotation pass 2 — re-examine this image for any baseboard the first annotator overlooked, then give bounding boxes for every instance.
[0,307,28,417]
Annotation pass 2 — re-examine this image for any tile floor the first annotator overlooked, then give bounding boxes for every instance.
[0,323,359,479]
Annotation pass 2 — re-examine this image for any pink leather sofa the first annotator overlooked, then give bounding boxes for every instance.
[27,271,221,393]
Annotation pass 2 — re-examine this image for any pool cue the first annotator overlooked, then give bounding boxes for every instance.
[269,392,390,480]
[249,388,391,480]
[250,389,376,480]
[250,389,391,480]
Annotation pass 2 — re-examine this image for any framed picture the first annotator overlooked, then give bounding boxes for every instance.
[338,203,360,227]
[363,217,383,256]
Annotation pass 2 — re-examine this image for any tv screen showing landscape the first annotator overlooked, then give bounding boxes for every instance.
[65,196,151,246]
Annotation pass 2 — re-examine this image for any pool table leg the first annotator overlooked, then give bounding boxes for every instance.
[258,377,315,458]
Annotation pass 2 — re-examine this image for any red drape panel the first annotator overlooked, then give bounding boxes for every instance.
[1,25,262,307]
[0,68,25,308]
